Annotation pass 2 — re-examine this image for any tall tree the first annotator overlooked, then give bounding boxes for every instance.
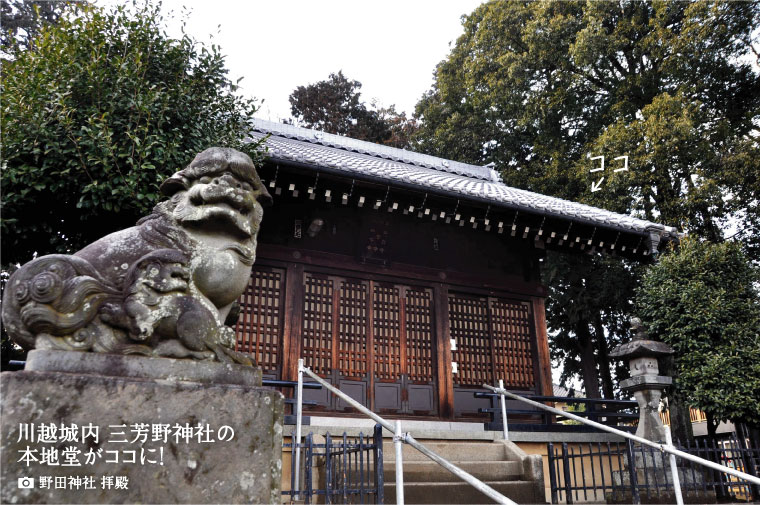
[545,254,637,398]
[289,71,417,148]
[1,1,263,265]
[413,1,759,405]
[375,104,419,150]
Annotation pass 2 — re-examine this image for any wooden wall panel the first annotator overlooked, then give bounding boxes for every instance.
[234,266,284,374]
[405,288,435,383]
[448,294,492,386]
[302,274,334,376]
[490,298,534,389]
[243,251,549,419]
[372,284,402,382]
[336,280,369,379]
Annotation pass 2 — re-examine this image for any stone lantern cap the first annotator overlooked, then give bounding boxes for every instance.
[609,317,674,360]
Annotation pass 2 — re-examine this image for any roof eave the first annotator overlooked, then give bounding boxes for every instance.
[261,151,678,255]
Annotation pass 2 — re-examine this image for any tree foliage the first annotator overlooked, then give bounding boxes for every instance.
[637,239,760,428]
[412,1,760,397]
[545,253,638,398]
[0,0,80,50]
[415,0,758,239]
[289,71,417,148]
[1,1,263,265]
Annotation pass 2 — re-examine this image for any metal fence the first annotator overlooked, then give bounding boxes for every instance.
[547,431,760,504]
[475,391,639,432]
[260,378,321,425]
[283,424,384,504]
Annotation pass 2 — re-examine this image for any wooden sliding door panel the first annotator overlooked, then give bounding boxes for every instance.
[448,294,492,387]
[302,273,372,411]
[336,280,369,380]
[405,288,435,383]
[490,299,535,389]
[404,287,437,414]
[234,266,284,376]
[370,284,438,415]
[302,273,334,377]
[372,283,402,382]
[449,292,538,417]
[334,279,370,411]
[297,270,441,416]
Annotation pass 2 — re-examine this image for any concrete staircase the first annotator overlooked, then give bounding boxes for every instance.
[383,440,545,504]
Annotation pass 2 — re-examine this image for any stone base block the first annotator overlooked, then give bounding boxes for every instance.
[606,488,717,504]
[610,467,716,504]
[1,351,283,504]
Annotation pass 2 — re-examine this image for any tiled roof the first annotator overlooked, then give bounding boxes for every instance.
[249,118,679,241]
[552,384,576,398]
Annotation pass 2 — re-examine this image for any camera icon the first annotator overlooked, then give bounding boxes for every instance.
[18,477,35,489]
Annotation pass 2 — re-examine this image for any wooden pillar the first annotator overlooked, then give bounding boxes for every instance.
[433,284,454,419]
[367,280,375,412]
[281,263,304,382]
[398,286,409,381]
[531,296,553,397]
[330,278,341,378]
[485,297,498,386]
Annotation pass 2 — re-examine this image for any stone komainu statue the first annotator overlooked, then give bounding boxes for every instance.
[2,147,272,365]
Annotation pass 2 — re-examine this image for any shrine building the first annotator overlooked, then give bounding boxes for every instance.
[234,118,679,423]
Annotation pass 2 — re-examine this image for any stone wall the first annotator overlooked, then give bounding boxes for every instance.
[1,351,283,504]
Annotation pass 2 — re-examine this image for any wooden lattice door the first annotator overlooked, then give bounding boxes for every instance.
[490,298,535,389]
[334,278,370,410]
[301,273,334,378]
[448,295,492,388]
[372,282,402,412]
[371,283,437,415]
[402,286,437,414]
[448,292,537,416]
[299,272,437,415]
[234,266,285,379]
[300,273,371,411]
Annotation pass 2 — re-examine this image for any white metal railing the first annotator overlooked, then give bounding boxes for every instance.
[483,383,760,505]
[290,361,759,505]
[293,359,518,505]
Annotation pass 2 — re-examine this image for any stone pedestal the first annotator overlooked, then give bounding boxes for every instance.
[606,317,717,503]
[619,372,672,443]
[1,350,283,504]
[609,456,716,504]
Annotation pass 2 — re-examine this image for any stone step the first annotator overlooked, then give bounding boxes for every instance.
[384,480,539,504]
[382,441,506,462]
[384,460,523,482]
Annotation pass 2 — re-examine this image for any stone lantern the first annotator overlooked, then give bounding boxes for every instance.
[609,319,713,503]
[610,317,674,442]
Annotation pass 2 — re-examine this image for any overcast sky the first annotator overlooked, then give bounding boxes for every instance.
[97,0,485,122]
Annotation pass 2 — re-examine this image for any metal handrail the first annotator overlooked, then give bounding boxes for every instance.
[294,360,517,505]
[291,364,759,505]
[483,384,760,488]
[475,392,638,406]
